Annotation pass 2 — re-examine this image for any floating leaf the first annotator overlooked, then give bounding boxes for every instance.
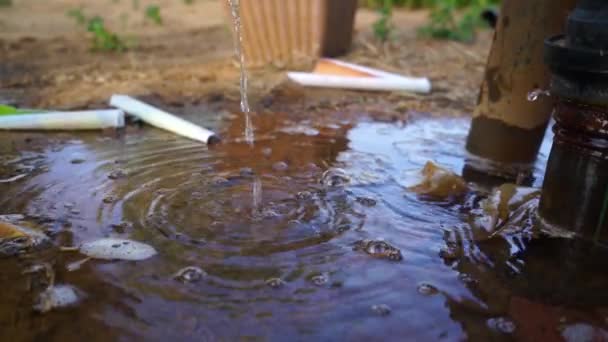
[0,216,50,257]
[407,161,468,199]
[79,238,157,261]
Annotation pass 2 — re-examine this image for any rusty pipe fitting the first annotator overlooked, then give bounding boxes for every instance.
[539,0,608,243]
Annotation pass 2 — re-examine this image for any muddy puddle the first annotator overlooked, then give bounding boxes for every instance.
[2,101,608,341]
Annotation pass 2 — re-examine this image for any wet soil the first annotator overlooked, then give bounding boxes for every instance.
[4,1,608,342]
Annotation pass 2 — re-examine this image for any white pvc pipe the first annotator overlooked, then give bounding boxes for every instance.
[0,110,125,130]
[319,58,419,81]
[109,95,218,144]
[287,72,432,94]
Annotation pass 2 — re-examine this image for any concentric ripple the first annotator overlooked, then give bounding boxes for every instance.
[4,110,604,341]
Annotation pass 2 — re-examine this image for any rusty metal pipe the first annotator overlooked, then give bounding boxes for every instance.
[465,0,577,180]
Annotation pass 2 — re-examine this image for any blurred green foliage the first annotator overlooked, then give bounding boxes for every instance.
[362,0,499,9]
[365,0,500,42]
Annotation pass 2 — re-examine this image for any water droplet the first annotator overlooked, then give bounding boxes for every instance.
[174,266,207,283]
[265,278,285,289]
[320,168,350,188]
[417,283,439,296]
[487,317,516,334]
[527,89,551,102]
[311,273,329,286]
[371,304,392,316]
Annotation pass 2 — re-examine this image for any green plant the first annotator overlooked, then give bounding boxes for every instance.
[87,16,128,51]
[0,0,12,7]
[373,0,393,41]
[419,0,491,42]
[145,5,162,25]
[67,9,129,52]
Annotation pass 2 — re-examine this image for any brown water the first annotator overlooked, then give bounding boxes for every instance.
[2,102,608,341]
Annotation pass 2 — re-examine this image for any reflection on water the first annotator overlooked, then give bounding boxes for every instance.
[1,104,608,341]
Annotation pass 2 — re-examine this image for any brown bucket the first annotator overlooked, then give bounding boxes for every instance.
[224,0,357,68]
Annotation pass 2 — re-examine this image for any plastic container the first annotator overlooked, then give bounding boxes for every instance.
[224,0,357,68]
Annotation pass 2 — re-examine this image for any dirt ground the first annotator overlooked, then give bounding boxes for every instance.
[0,0,491,115]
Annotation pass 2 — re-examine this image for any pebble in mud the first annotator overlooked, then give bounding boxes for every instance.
[353,240,403,261]
[371,304,392,316]
[417,283,439,296]
[487,317,516,334]
[265,278,285,289]
[174,266,207,283]
[272,161,289,172]
[108,169,127,180]
[311,273,329,286]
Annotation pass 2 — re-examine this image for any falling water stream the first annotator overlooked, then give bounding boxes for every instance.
[227,0,254,145]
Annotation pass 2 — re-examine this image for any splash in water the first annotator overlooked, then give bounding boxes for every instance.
[527,89,551,102]
[252,176,262,213]
[227,0,254,145]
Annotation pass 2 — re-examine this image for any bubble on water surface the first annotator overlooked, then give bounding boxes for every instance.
[487,317,516,334]
[311,273,330,286]
[34,285,82,313]
[417,283,439,296]
[371,304,392,316]
[353,240,403,261]
[79,238,157,261]
[174,266,207,283]
[320,168,350,188]
[265,278,285,289]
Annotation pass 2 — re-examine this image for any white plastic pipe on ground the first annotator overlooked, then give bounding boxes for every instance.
[287,72,432,94]
[109,95,219,144]
[0,110,125,130]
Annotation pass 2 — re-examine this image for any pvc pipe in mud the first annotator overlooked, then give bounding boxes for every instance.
[0,110,125,130]
[465,0,578,179]
[287,72,432,94]
[109,95,219,144]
